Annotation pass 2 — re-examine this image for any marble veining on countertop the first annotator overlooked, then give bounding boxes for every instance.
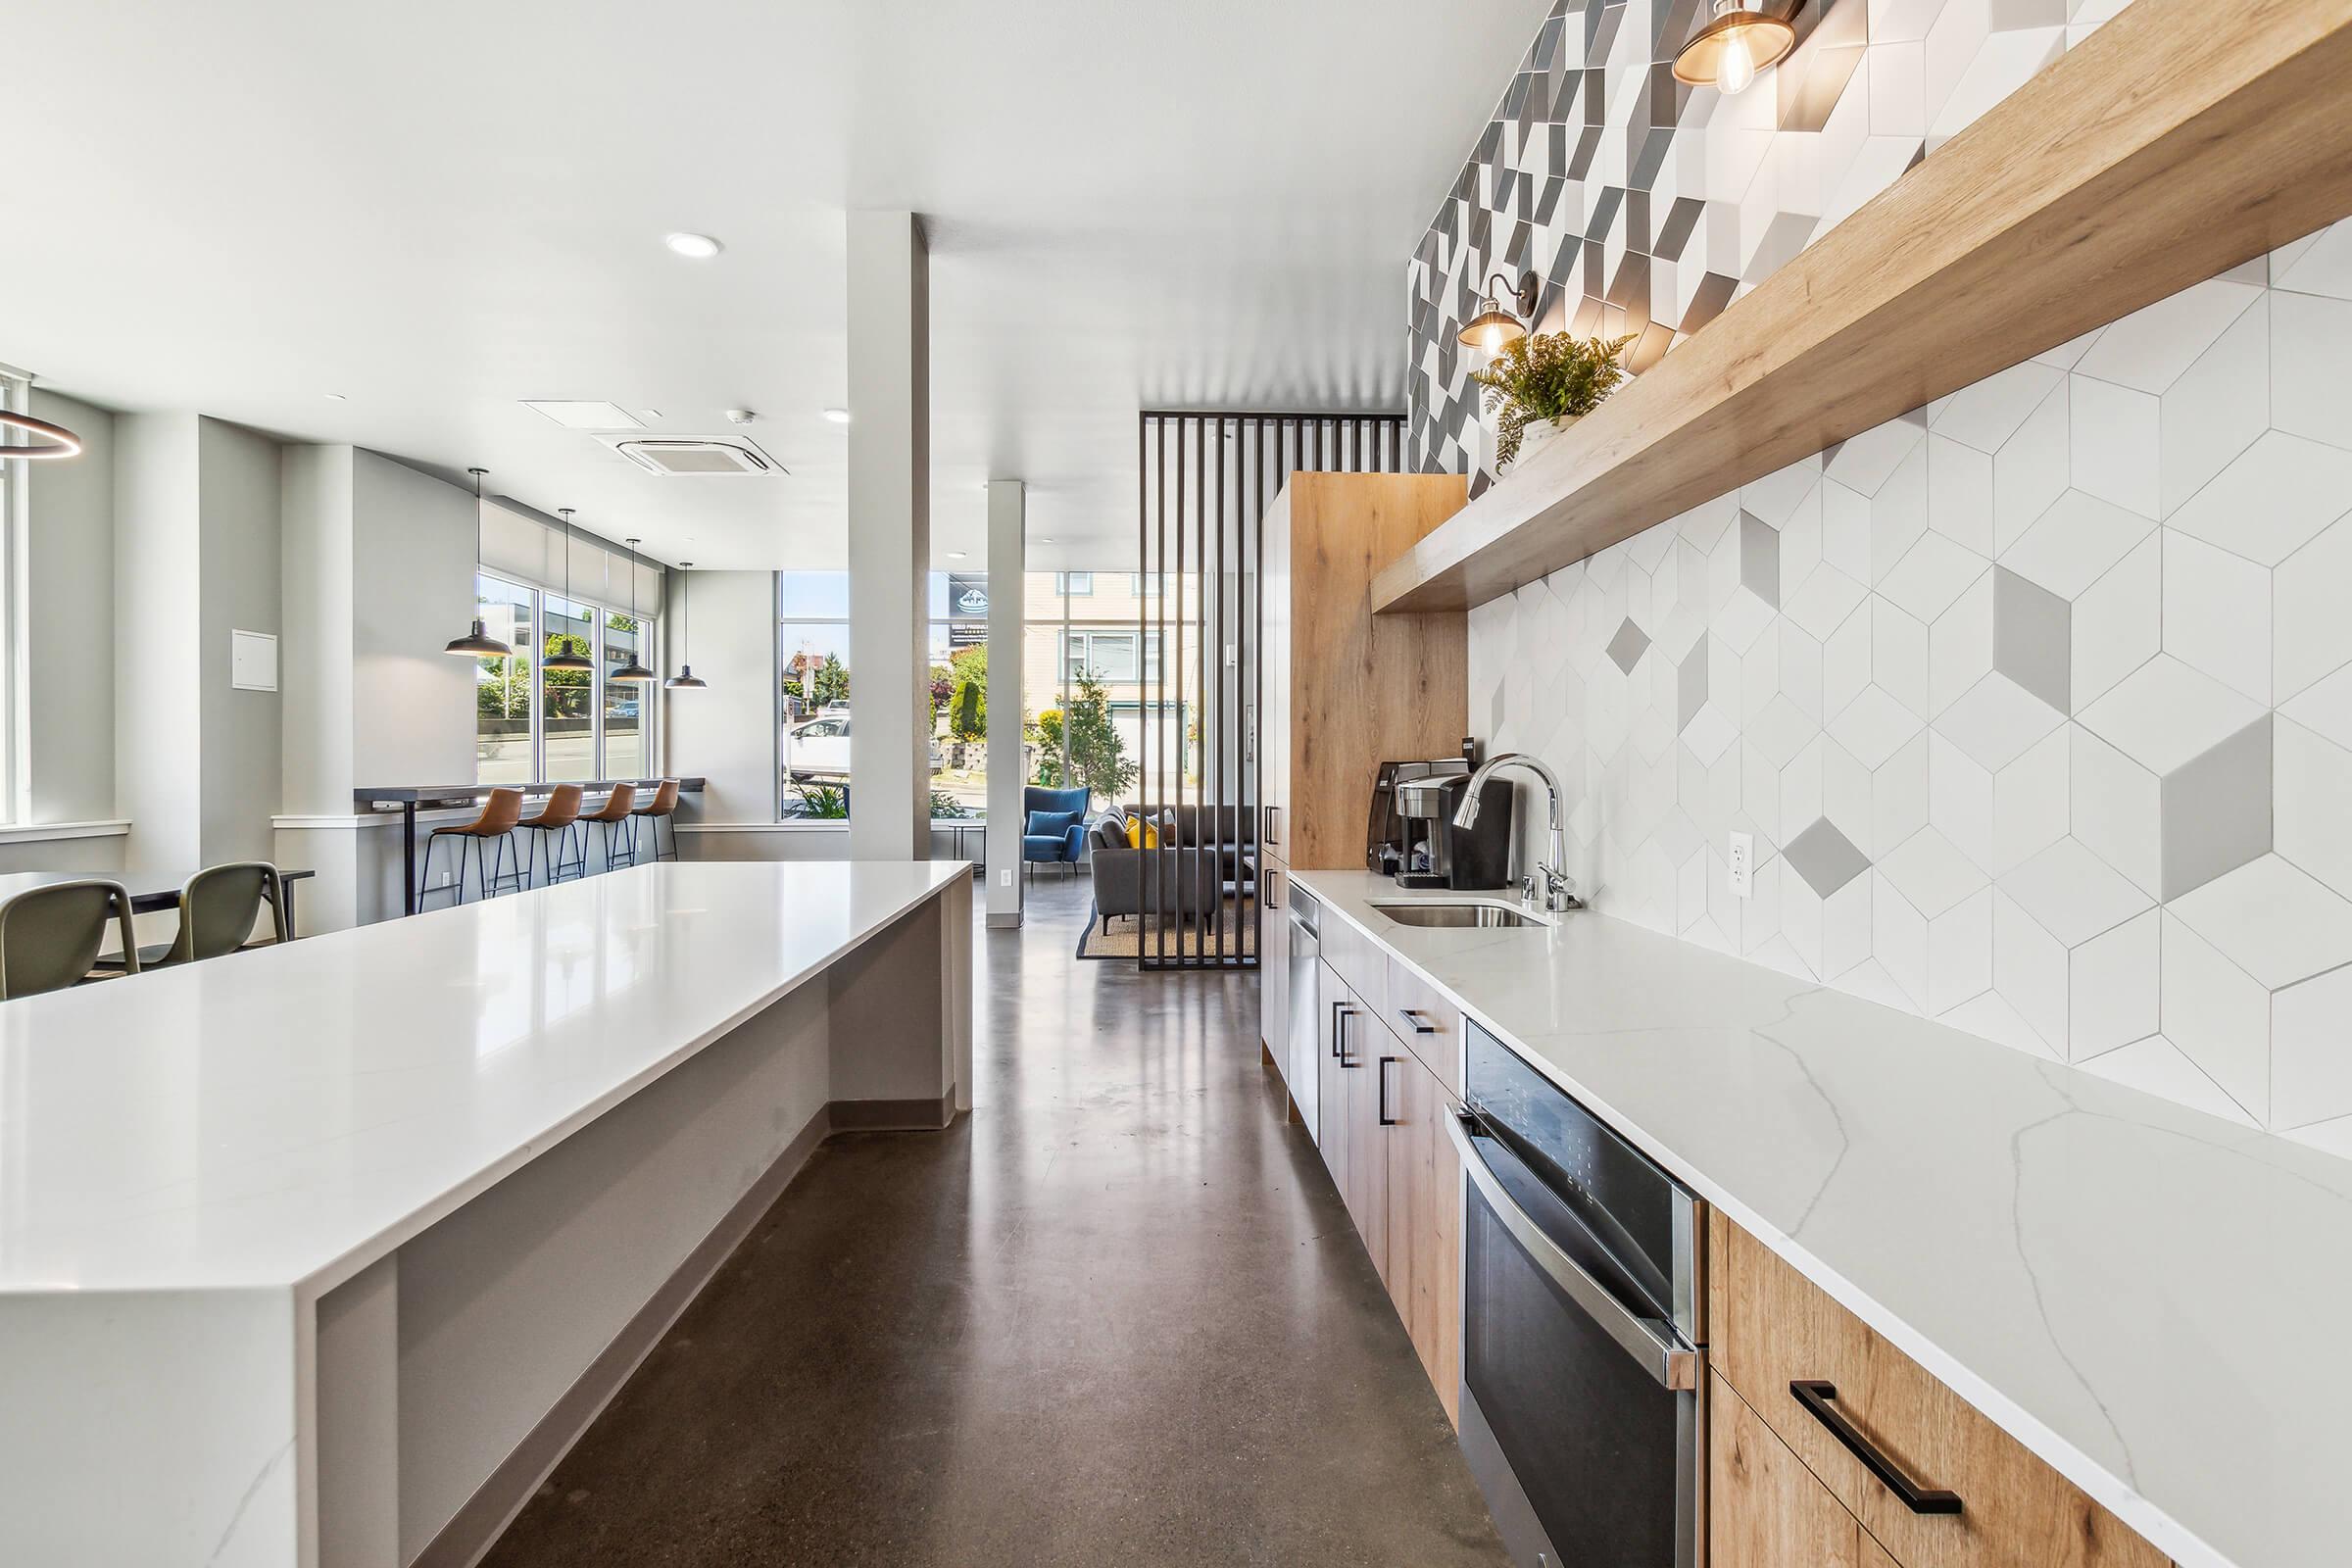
[1295,869,2351,1568]
[0,860,967,1298]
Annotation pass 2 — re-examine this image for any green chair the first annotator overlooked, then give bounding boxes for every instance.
[0,879,140,999]
[134,862,290,970]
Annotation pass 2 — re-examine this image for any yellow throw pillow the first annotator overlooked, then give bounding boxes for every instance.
[1124,814,1159,850]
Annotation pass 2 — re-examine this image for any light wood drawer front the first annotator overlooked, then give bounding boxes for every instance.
[1320,913,1387,1020]
[1712,1371,1870,1568]
[1383,956,1461,1098]
[1709,1214,2168,1568]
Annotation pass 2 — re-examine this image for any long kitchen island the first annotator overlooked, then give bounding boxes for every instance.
[0,859,972,1568]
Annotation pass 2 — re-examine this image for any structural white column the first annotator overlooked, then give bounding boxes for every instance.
[984,480,1026,926]
[846,211,931,861]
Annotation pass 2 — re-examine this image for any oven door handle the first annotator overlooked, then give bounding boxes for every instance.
[1446,1110,1699,1393]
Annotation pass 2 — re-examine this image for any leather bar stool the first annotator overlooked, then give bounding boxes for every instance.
[584,783,638,871]
[418,787,525,906]
[631,779,682,862]
[516,783,587,887]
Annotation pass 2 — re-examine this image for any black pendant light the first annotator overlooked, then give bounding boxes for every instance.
[608,536,657,683]
[444,467,513,658]
[542,508,596,673]
[664,562,708,689]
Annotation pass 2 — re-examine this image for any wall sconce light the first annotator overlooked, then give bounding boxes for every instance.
[1457,270,1542,352]
[1673,0,1799,95]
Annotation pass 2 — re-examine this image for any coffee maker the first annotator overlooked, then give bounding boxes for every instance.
[1365,758,1471,877]
[1392,771,1514,891]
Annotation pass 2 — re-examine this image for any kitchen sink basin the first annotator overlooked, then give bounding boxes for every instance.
[1369,901,1548,929]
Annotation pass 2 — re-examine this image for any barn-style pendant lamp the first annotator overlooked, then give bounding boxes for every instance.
[1456,269,1542,352]
[1673,0,1799,95]
[664,563,708,690]
[608,537,657,683]
[541,508,596,673]
[443,468,513,658]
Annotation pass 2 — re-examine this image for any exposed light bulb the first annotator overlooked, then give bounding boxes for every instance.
[1716,29,1756,94]
[1477,320,1511,352]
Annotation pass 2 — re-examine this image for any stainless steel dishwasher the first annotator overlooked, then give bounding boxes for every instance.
[1286,886,1321,1140]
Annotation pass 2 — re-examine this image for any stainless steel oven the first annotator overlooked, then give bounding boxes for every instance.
[1448,1020,1705,1568]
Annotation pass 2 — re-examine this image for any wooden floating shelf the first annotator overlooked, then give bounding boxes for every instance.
[1373,0,2352,615]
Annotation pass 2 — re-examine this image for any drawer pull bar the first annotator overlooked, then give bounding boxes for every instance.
[1377,1055,1397,1124]
[1396,1007,1438,1035]
[1789,1380,1964,1516]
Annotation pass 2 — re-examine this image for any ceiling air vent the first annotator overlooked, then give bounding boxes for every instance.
[594,433,786,476]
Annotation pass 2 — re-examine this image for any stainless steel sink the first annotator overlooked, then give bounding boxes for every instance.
[1369,901,1547,929]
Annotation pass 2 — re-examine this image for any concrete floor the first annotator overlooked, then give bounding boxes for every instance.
[482,874,1507,1567]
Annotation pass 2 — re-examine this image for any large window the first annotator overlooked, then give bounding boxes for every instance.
[1021,570,1194,811]
[470,574,659,784]
[778,571,852,820]
[929,572,989,820]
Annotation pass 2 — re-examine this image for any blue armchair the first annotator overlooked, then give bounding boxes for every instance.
[1022,785,1093,877]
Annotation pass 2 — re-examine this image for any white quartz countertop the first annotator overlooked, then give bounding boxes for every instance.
[0,860,966,1298]
[1295,869,2349,1568]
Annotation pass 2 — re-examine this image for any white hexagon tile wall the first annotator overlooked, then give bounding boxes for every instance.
[1465,219,2352,1149]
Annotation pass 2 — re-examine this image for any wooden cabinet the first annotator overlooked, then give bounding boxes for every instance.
[1380,1040,1460,1426]
[1315,958,1350,1222]
[1709,1212,2170,1568]
[1383,954,1463,1099]
[1259,859,1290,1096]
[1338,994,1388,1281]
[1711,1370,1870,1568]
[1258,473,1469,873]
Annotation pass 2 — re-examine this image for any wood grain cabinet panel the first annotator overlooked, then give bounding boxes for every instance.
[1711,1370,1869,1568]
[1383,956,1462,1098]
[1315,959,1349,1190]
[1339,990,1388,1285]
[1709,1213,2169,1568]
[1375,1032,1462,1426]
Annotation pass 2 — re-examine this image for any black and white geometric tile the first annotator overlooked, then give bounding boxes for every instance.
[1407,0,2109,492]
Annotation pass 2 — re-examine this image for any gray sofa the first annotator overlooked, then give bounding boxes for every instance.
[1087,805,1257,926]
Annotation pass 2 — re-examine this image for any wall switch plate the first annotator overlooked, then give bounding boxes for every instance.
[1727,832,1753,898]
[999,868,1012,887]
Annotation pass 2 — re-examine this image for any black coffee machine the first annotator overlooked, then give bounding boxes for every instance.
[1392,772,1514,890]
[1366,742,1514,891]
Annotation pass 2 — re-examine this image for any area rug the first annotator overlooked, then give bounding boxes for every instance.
[1077,897,1259,962]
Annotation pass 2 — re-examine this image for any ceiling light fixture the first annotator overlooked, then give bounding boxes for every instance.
[948,551,969,560]
[1456,270,1542,352]
[325,392,347,403]
[1673,0,1799,94]
[0,409,83,462]
[664,231,724,260]
[821,407,852,424]
[542,508,596,673]
[609,538,657,682]
[445,468,514,659]
[664,563,708,690]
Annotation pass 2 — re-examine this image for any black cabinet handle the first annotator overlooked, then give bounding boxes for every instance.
[1788,1381,1963,1515]
[1335,1004,1361,1067]
[1396,1007,1437,1035]
[1377,1056,1397,1124]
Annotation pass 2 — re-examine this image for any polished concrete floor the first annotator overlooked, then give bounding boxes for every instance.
[483,873,1507,1566]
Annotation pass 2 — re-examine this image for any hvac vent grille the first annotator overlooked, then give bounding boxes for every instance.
[595,435,785,476]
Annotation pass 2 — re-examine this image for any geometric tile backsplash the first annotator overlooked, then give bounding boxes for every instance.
[1408,0,2122,491]
[1466,220,2352,1152]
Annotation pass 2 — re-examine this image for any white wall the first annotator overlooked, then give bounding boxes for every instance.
[279,444,355,815]
[112,412,202,873]
[197,417,281,865]
[664,569,774,825]
[350,451,473,789]
[24,390,117,831]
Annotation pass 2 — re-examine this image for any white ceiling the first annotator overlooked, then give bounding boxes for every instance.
[1,0,1544,570]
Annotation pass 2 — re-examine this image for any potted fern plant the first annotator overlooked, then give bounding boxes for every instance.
[1471,330,1635,470]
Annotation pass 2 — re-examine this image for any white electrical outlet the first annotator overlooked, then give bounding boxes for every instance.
[1727,832,1753,898]
[999,868,1012,887]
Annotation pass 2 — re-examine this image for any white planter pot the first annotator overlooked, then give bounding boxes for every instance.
[1506,413,1581,469]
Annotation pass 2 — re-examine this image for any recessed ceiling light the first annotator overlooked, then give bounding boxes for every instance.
[1039,537,1054,544]
[948,551,969,560]
[639,409,662,420]
[664,232,723,260]
[522,400,645,430]
[324,392,347,402]
[821,407,852,424]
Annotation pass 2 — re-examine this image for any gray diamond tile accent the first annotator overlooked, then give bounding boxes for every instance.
[1678,638,1709,732]
[1607,616,1652,675]
[1992,565,2072,713]
[1740,511,1781,609]
[2160,713,2272,901]
[1785,817,1872,898]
